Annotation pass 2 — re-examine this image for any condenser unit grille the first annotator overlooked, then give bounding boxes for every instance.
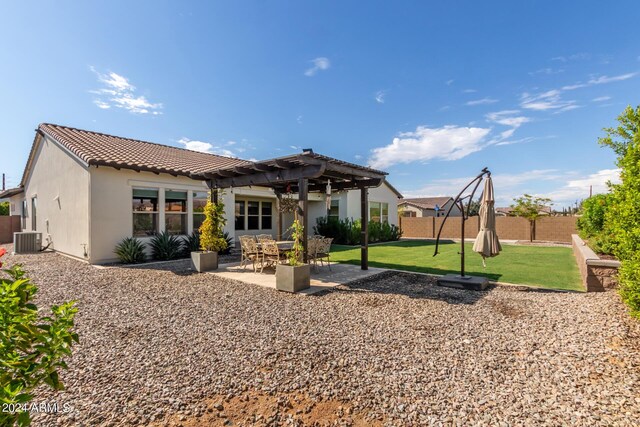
[13,232,42,254]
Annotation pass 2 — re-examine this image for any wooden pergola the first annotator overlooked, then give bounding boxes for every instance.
[191,150,388,270]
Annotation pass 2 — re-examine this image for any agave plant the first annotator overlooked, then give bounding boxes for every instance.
[182,231,201,257]
[114,237,147,264]
[149,231,184,261]
[219,231,234,255]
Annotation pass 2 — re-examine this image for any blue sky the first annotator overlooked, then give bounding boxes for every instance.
[1,1,638,207]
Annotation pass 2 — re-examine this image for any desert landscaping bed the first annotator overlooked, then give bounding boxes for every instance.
[2,246,638,426]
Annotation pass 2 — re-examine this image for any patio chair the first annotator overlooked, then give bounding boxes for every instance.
[259,239,281,273]
[257,234,272,241]
[307,238,322,271]
[239,236,262,272]
[314,237,333,270]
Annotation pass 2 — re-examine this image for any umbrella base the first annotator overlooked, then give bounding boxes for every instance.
[437,274,490,291]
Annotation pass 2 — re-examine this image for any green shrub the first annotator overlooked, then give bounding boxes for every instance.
[219,231,234,255]
[599,105,640,319]
[0,201,9,216]
[199,191,228,253]
[0,249,78,427]
[314,217,402,245]
[114,237,147,264]
[149,231,184,260]
[182,231,201,257]
[577,194,611,238]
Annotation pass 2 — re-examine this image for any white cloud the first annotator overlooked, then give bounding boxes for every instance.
[521,72,636,111]
[178,137,236,157]
[401,169,568,206]
[592,96,612,102]
[546,169,620,205]
[485,110,532,144]
[551,53,591,62]
[486,110,531,128]
[562,72,637,90]
[368,125,491,169]
[462,89,477,93]
[375,90,386,104]
[529,67,564,76]
[296,115,303,124]
[439,105,451,111]
[466,97,499,106]
[304,57,330,76]
[90,67,162,115]
[446,79,454,86]
[520,89,578,111]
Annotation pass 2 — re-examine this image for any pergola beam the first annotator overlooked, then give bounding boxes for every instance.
[206,164,326,189]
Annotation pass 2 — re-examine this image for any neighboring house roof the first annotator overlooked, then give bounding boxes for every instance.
[495,207,514,216]
[21,123,251,184]
[0,187,24,199]
[399,197,453,210]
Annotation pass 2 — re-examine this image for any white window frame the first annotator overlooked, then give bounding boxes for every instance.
[164,189,188,236]
[234,198,273,231]
[132,187,160,237]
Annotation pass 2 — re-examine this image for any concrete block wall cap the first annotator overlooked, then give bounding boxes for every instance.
[586,259,621,268]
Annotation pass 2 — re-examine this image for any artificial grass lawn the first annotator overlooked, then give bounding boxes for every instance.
[331,240,583,291]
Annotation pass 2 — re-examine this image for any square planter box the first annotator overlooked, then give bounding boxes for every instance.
[276,263,311,292]
[191,251,218,272]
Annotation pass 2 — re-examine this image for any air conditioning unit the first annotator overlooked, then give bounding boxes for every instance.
[13,232,42,254]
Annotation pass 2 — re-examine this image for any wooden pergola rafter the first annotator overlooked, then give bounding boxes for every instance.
[190,150,389,270]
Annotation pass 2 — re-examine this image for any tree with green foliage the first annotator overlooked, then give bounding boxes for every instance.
[198,190,228,253]
[0,248,79,426]
[511,194,552,242]
[599,105,640,319]
[0,201,9,216]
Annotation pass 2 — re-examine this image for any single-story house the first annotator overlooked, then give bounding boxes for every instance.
[0,123,402,264]
[398,197,462,218]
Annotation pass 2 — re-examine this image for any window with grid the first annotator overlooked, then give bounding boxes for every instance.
[165,190,187,235]
[235,199,273,231]
[235,201,245,230]
[193,191,208,232]
[328,199,339,220]
[132,188,159,237]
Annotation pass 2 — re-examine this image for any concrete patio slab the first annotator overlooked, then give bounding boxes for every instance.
[207,262,386,294]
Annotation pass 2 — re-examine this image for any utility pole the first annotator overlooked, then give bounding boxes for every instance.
[589,185,592,198]
[2,173,5,191]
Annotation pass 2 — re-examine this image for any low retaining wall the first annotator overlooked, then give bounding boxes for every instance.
[571,234,619,292]
[400,216,578,243]
[0,215,21,244]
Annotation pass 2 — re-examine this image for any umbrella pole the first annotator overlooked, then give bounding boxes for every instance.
[459,200,466,277]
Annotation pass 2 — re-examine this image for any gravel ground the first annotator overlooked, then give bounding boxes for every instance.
[2,247,638,426]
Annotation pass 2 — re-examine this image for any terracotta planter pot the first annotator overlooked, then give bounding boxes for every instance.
[276,263,311,292]
[191,251,218,272]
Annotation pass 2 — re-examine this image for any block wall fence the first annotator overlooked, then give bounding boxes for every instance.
[0,215,21,244]
[399,216,578,243]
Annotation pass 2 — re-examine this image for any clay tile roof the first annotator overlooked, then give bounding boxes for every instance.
[37,123,250,177]
[400,196,453,210]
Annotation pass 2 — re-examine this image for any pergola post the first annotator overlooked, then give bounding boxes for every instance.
[275,193,283,240]
[361,186,368,270]
[298,177,309,263]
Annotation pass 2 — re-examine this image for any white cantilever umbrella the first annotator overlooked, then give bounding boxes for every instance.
[473,176,501,265]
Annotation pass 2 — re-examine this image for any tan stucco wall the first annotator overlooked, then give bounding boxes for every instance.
[89,167,214,263]
[344,181,399,225]
[21,135,90,259]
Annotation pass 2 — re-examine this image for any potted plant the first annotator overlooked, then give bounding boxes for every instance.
[191,190,228,272]
[276,219,311,292]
